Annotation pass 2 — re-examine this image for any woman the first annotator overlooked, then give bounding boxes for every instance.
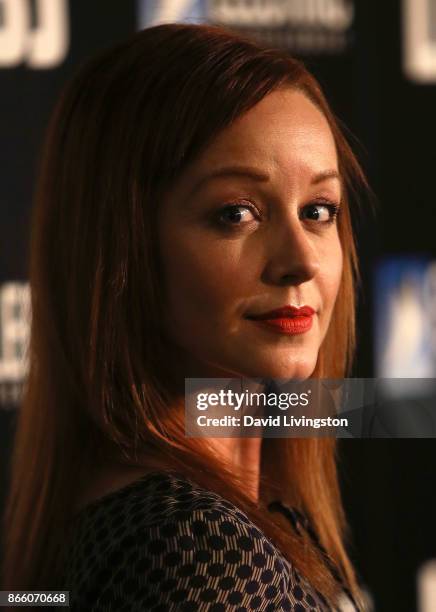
[2,23,369,610]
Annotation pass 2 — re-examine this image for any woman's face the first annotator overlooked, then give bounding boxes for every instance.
[157,88,343,380]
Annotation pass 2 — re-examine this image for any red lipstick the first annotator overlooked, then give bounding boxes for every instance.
[247,305,315,335]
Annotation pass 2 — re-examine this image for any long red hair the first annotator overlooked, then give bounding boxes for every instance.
[2,23,368,608]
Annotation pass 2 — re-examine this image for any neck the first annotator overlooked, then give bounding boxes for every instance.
[207,435,263,504]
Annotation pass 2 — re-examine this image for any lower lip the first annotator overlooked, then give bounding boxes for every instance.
[248,315,313,335]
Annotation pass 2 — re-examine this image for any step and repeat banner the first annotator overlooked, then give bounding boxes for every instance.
[1,1,436,610]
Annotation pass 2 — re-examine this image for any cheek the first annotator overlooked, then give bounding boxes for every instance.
[159,229,246,323]
[320,239,343,315]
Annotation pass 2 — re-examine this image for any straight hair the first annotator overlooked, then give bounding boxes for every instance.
[2,23,368,608]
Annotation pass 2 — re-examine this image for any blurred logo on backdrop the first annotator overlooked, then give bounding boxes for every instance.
[137,0,355,54]
[0,0,69,68]
[138,0,208,26]
[374,256,436,396]
[0,283,29,407]
[402,0,436,83]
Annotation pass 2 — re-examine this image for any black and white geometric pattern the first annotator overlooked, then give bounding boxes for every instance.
[61,470,356,611]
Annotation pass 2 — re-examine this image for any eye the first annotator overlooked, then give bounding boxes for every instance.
[216,202,259,227]
[300,201,340,225]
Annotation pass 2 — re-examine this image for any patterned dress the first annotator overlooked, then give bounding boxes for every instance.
[61,470,360,611]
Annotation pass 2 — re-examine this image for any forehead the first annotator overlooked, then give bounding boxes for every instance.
[188,88,338,179]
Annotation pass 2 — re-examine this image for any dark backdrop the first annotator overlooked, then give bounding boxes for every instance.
[1,2,435,610]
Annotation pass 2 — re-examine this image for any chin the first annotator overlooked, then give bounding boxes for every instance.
[181,344,319,381]
[227,357,318,382]
[261,365,315,381]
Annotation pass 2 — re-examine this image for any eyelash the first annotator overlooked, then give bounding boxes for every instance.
[216,199,341,228]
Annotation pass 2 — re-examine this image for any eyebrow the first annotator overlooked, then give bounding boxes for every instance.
[188,165,341,197]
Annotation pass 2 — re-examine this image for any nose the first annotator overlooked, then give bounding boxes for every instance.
[262,216,320,285]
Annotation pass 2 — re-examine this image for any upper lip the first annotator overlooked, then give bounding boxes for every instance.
[247,305,316,320]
